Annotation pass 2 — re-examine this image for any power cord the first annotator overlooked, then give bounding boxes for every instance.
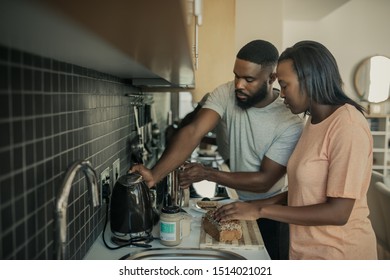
[102,182,111,202]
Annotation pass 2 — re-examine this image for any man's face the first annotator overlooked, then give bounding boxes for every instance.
[233,58,272,109]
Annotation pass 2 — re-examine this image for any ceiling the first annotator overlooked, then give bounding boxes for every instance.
[283,0,350,20]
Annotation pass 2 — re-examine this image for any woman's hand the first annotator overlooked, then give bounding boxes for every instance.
[214,201,261,221]
[129,164,156,188]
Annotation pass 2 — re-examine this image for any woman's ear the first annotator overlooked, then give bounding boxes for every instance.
[269,72,277,84]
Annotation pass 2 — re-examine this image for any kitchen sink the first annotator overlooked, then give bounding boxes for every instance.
[119,248,246,260]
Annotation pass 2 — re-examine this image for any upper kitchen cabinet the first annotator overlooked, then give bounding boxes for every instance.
[0,0,195,89]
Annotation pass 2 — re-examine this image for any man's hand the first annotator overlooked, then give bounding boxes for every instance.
[178,162,212,186]
[129,164,156,188]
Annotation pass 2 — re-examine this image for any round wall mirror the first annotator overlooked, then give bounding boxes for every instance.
[354,55,390,103]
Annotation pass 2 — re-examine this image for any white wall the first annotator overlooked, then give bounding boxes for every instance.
[236,0,390,104]
[235,0,284,53]
[283,0,390,101]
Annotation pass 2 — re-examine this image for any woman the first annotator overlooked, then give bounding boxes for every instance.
[215,40,377,260]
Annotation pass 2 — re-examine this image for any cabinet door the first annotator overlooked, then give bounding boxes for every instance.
[191,0,236,101]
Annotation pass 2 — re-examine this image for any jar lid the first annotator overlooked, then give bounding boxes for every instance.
[161,206,180,214]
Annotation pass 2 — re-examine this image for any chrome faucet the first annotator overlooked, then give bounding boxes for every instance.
[54,160,100,260]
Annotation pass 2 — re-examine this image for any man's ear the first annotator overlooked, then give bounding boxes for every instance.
[269,72,277,84]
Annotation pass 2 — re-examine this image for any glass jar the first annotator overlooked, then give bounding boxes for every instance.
[159,206,192,246]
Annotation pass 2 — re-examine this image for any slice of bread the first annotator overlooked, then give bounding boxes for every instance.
[196,200,219,210]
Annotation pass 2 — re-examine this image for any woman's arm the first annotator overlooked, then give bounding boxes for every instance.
[214,192,287,221]
[215,196,355,226]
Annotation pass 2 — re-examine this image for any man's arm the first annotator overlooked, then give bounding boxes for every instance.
[132,108,221,187]
[179,156,286,193]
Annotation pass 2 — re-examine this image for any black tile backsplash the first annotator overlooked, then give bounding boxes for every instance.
[0,45,169,259]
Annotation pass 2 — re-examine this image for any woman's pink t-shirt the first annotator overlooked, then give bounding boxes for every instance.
[287,104,377,259]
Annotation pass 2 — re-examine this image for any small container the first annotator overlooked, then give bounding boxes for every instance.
[159,206,191,246]
[165,169,181,208]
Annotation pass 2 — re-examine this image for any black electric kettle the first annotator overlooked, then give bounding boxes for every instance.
[110,173,154,244]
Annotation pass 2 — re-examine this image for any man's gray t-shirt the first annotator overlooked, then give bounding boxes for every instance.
[203,81,304,200]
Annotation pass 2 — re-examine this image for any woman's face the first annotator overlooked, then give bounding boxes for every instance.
[277,59,310,114]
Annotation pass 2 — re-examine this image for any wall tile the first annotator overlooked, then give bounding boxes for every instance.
[0,44,170,260]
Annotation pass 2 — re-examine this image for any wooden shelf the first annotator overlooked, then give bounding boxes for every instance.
[369,115,390,176]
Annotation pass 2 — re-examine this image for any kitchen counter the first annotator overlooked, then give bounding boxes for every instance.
[84,197,270,260]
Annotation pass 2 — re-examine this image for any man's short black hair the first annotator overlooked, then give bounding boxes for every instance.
[236,40,279,67]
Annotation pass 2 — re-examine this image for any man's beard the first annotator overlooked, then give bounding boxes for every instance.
[235,82,268,110]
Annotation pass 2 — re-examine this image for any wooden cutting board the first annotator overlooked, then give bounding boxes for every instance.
[199,220,264,250]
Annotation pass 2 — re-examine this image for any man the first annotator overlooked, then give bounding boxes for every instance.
[131,40,304,259]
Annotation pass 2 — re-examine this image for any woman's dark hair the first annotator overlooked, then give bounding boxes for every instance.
[278,40,365,114]
[237,40,279,68]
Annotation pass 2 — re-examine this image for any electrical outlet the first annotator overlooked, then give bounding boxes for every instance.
[112,158,120,184]
[100,167,110,203]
